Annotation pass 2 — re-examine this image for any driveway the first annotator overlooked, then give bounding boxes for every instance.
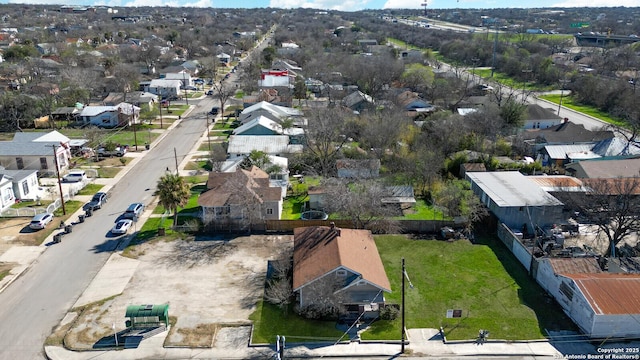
[61,234,292,349]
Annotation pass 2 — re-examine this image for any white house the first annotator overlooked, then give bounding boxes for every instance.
[164,71,192,87]
[0,131,71,175]
[0,174,15,211]
[226,135,303,159]
[147,79,182,98]
[523,104,563,130]
[239,101,303,124]
[258,69,292,88]
[0,169,41,202]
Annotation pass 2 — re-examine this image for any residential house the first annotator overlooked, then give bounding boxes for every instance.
[0,169,41,202]
[218,155,290,198]
[77,103,140,128]
[271,59,302,74]
[259,69,292,88]
[51,107,81,123]
[0,173,15,211]
[198,166,283,229]
[103,91,158,108]
[277,41,300,56]
[217,53,231,65]
[336,159,380,179]
[239,101,303,125]
[226,135,303,159]
[466,171,565,233]
[164,71,192,87]
[146,79,182,98]
[232,115,304,144]
[0,131,71,175]
[523,104,563,130]
[396,91,434,116]
[537,144,597,167]
[293,225,391,317]
[565,157,640,178]
[342,90,375,113]
[520,121,614,156]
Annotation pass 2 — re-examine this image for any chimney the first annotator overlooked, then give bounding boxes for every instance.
[330,222,340,236]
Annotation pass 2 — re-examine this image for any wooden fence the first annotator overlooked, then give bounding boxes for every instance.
[264,219,458,233]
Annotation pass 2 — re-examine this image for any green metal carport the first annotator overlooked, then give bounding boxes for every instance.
[125,304,169,328]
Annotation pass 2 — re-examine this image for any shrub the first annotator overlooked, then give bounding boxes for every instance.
[379,304,400,320]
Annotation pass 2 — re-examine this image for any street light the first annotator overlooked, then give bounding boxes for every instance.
[557,79,570,116]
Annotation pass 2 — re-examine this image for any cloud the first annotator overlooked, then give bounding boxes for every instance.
[269,0,372,11]
[551,0,638,6]
[382,0,421,8]
[121,0,214,6]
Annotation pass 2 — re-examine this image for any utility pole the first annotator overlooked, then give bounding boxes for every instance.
[50,144,66,215]
[401,257,406,353]
[557,79,570,116]
[159,98,163,129]
[206,114,212,152]
[174,147,179,175]
[183,71,189,106]
[132,103,138,151]
[490,21,498,78]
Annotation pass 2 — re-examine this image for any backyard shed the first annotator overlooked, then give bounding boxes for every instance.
[125,304,169,328]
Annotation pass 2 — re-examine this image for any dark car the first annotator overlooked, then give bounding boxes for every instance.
[86,192,108,211]
[205,90,213,96]
[209,107,219,115]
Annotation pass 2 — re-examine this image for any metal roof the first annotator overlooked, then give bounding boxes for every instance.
[564,274,640,315]
[125,304,169,318]
[544,144,594,160]
[466,171,564,207]
[227,135,303,155]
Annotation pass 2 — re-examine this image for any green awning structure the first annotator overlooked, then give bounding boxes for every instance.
[125,304,169,328]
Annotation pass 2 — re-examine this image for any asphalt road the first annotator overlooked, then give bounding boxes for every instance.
[0,96,218,359]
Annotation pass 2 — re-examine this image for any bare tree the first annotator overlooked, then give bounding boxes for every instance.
[210,80,236,119]
[562,177,640,257]
[321,178,400,233]
[296,274,349,320]
[299,108,352,177]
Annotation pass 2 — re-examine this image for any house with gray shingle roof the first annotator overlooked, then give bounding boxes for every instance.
[0,131,72,175]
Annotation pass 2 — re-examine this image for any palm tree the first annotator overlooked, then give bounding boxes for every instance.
[156,173,191,228]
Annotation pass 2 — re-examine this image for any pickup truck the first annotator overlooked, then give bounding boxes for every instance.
[97,146,127,157]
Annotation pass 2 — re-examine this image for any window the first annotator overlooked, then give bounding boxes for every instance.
[22,180,29,195]
[2,188,13,203]
[40,157,48,170]
[336,270,347,277]
[266,208,273,215]
[16,157,24,169]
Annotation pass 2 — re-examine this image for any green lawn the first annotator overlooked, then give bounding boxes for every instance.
[249,301,343,344]
[153,184,207,214]
[76,183,104,196]
[397,199,446,220]
[96,167,123,178]
[538,94,626,127]
[362,235,574,341]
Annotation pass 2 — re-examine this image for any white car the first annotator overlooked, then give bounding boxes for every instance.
[29,213,54,230]
[111,219,133,235]
[62,170,87,183]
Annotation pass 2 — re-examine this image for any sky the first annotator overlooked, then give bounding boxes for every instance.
[3,0,639,12]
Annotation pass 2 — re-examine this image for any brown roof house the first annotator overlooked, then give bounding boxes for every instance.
[197,166,283,232]
[293,225,391,318]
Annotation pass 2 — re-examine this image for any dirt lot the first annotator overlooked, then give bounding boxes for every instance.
[62,234,292,349]
[0,217,47,248]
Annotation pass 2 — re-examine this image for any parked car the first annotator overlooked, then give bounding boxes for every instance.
[29,213,54,230]
[205,90,213,96]
[97,146,127,157]
[62,170,87,183]
[85,192,108,211]
[123,203,144,219]
[111,219,133,235]
[181,85,197,91]
[209,107,219,115]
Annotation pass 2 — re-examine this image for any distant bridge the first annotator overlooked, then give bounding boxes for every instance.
[574,34,640,48]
